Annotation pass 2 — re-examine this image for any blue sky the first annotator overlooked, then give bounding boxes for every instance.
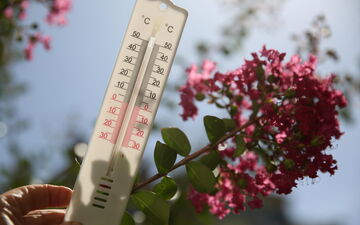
[5,0,360,224]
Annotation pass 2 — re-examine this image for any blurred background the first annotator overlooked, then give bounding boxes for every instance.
[1,0,359,224]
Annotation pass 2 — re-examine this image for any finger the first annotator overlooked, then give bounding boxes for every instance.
[23,209,66,225]
[3,184,72,215]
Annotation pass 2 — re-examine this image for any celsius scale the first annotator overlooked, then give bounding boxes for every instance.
[64,0,187,224]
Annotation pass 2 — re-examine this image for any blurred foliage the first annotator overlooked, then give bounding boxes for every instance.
[0,6,29,193]
[196,0,285,58]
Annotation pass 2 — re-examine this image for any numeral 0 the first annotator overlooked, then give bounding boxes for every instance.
[143,103,149,111]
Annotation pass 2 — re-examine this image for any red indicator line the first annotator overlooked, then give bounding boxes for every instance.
[122,107,141,149]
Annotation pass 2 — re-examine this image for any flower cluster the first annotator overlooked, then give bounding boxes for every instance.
[2,0,29,20]
[180,46,347,218]
[46,0,72,26]
[1,0,72,60]
[24,33,51,60]
[189,152,275,219]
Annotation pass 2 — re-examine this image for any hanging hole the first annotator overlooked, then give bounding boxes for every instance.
[159,3,168,11]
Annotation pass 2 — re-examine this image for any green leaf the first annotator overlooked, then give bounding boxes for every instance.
[131,191,169,225]
[195,93,205,101]
[266,162,277,173]
[284,158,295,170]
[200,150,221,170]
[237,177,247,189]
[120,211,135,225]
[215,102,226,108]
[186,161,216,193]
[0,39,4,60]
[203,115,226,144]
[222,118,236,132]
[267,74,279,83]
[154,141,177,174]
[153,176,178,200]
[234,135,246,157]
[230,105,238,117]
[256,66,265,84]
[226,89,233,99]
[284,88,296,98]
[161,128,191,156]
[310,136,324,146]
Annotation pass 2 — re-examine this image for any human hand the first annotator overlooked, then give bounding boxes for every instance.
[0,184,81,225]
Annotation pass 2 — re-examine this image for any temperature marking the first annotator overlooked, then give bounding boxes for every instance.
[106,37,156,175]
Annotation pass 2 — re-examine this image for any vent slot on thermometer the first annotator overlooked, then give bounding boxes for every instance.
[64,0,187,224]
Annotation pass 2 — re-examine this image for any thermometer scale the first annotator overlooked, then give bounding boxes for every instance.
[64,1,187,224]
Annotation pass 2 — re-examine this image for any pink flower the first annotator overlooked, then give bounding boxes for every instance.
[46,0,72,26]
[40,35,51,50]
[179,85,198,120]
[275,131,287,144]
[18,11,26,20]
[23,33,52,60]
[4,7,13,19]
[20,0,29,9]
[189,152,276,219]
[24,43,35,61]
[178,60,217,120]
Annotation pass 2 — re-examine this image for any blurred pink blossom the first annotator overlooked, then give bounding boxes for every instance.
[4,7,13,19]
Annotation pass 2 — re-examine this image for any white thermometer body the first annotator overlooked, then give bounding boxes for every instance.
[64,0,187,224]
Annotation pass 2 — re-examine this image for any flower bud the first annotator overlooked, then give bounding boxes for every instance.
[31,23,38,29]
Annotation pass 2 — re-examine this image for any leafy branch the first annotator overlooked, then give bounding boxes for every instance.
[132,116,259,192]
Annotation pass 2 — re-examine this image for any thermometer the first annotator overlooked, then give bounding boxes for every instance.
[64,0,187,224]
